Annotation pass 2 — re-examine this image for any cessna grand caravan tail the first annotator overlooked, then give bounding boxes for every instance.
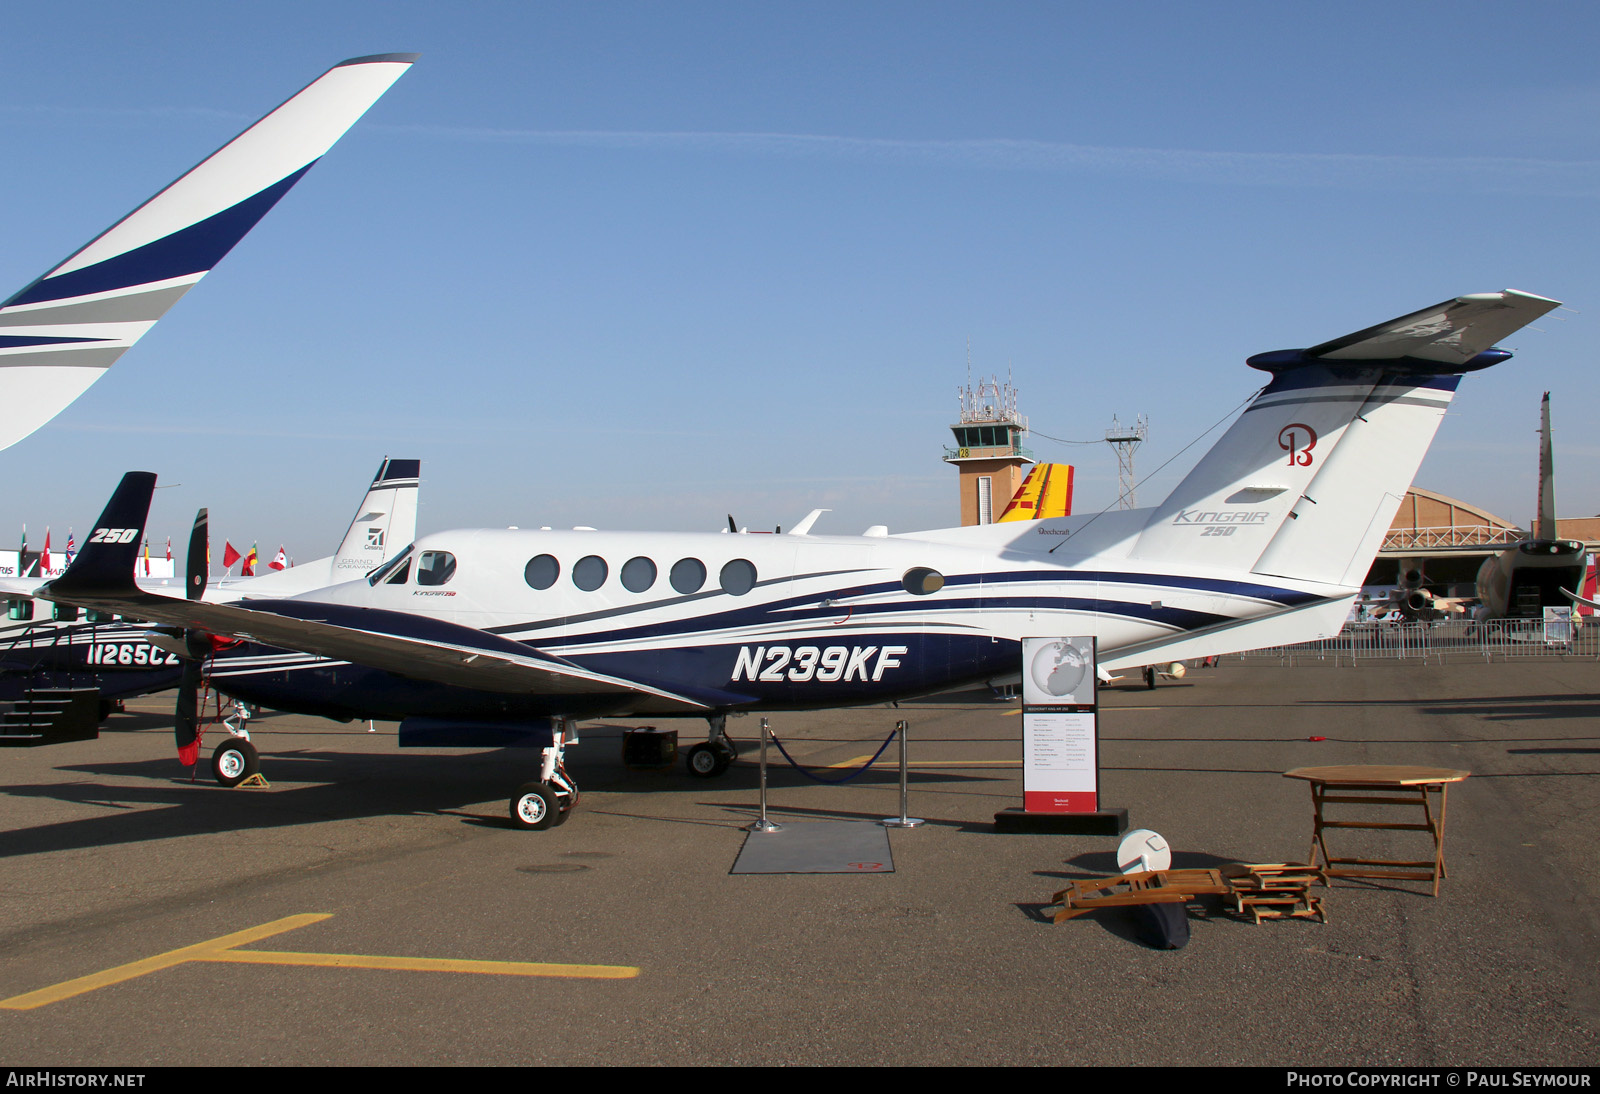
[211,457,421,598]
[0,54,415,453]
[41,289,1558,827]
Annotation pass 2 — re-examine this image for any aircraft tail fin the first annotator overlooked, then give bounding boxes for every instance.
[998,462,1074,522]
[1129,290,1560,587]
[0,54,417,453]
[1535,392,1557,541]
[330,458,420,579]
[44,472,156,599]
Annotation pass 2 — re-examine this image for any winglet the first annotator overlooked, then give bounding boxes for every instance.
[43,472,156,599]
[0,54,417,453]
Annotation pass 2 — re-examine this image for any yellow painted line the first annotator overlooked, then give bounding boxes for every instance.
[1,913,637,1010]
[0,913,330,1011]
[206,950,637,979]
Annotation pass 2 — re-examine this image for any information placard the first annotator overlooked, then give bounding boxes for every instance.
[1020,636,1098,813]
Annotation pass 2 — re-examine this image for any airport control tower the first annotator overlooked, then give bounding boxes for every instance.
[944,375,1033,526]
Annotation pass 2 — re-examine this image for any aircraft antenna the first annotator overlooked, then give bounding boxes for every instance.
[1105,413,1148,510]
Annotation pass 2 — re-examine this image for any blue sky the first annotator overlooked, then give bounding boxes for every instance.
[2,2,1598,559]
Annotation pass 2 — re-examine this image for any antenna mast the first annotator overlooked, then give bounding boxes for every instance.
[1105,413,1148,510]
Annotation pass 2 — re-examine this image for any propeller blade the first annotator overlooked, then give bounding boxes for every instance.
[728,514,738,534]
[186,508,208,601]
[174,656,204,765]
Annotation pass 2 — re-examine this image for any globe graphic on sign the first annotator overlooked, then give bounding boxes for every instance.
[1029,640,1088,699]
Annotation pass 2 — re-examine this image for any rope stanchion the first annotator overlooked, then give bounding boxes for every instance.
[746,717,781,833]
[882,720,924,828]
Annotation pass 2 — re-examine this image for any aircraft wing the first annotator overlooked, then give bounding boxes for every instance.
[41,473,710,713]
[0,54,416,453]
[1305,289,1561,367]
[0,575,47,599]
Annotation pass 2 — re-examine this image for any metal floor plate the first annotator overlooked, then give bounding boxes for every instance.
[731,821,895,874]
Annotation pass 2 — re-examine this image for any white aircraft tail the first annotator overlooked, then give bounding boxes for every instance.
[1129,290,1560,588]
[330,458,421,579]
[0,54,416,453]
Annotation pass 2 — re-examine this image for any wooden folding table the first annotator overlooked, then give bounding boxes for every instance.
[1283,765,1469,897]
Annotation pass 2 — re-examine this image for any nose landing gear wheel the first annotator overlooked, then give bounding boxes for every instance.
[510,782,561,830]
[213,738,260,788]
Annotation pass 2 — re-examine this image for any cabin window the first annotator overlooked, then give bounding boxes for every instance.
[670,558,706,594]
[417,551,456,586]
[720,558,757,596]
[524,554,560,590]
[52,603,80,622]
[573,555,608,592]
[902,567,945,596]
[621,556,656,593]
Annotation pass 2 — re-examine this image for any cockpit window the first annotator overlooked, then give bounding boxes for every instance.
[417,551,457,586]
[385,558,412,585]
[367,544,414,586]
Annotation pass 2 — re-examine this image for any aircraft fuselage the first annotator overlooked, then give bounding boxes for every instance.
[205,521,1340,720]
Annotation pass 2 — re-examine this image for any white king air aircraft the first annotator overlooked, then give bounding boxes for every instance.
[40,290,1559,829]
[0,54,416,453]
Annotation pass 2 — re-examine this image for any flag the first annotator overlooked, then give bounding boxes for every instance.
[166,537,172,564]
[41,528,50,574]
[222,542,241,570]
[143,538,150,576]
[270,545,287,571]
[65,529,75,565]
[242,543,258,578]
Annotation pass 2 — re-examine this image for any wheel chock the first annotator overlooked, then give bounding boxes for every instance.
[235,773,271,790]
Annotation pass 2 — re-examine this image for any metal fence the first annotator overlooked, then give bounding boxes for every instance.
[1229,618,1600,666]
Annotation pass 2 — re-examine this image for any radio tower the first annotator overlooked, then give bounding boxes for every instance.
[1105,413,1147,510]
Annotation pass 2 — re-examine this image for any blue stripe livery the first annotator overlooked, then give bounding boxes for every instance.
[7,164,316,308]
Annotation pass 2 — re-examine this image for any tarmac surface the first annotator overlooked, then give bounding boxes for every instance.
[1,660,1598,1066]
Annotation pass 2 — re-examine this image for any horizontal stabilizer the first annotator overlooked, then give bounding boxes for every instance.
[1132,290,1558,587]
[1248,289,1560,375]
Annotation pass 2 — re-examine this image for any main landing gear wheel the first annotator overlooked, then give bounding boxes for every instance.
[686,742,731,778]
[212,737,260,788]
[510,782,560,830]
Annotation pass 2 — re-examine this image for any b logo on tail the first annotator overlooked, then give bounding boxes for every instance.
[1278,423,1317,467]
